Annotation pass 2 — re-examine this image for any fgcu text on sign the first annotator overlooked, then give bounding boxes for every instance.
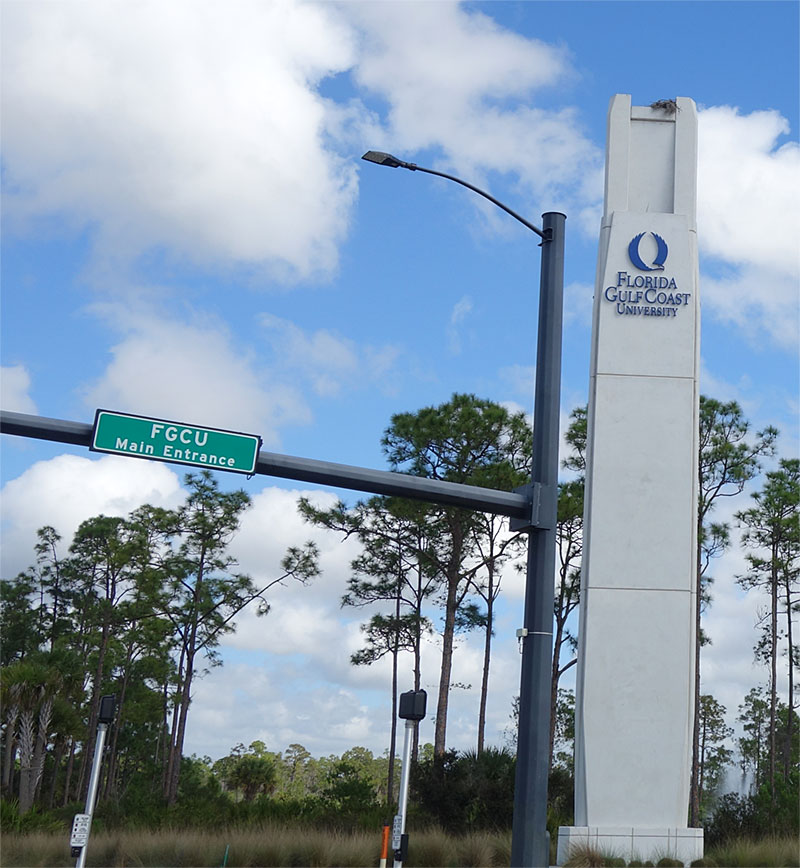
[604,231,691,318]
[91,410,262,474]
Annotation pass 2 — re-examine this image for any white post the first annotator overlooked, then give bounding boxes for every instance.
[74,721,108,868]
[392,720,414,868]
[557,95,703,866]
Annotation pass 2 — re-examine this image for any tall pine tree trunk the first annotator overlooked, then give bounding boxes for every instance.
[164,644,187,798]
[168,567,202,805]
[62,737,75,806]
[46,736,65,808]
[689,514,703,826]
[156,677,171,790]
[784,574,794,781]
[167,666,194,804]
[104,656,131,801]
[79,618,111,802]
[697,711,707,812]
[411,551,425,765]
[768,547,778,809]
[477,593,493,755]
[434,574,459,757]
[387,583,400,806]
[549,629,561,771]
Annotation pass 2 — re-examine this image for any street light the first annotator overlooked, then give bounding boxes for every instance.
[362,151,565,868]
[362,151,547,238]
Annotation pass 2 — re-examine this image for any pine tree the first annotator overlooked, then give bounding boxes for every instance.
[382,394,530,756]
[689,397,777,825]
[696,694,733,820]
[736,458,799,804]
[163,471,318,804]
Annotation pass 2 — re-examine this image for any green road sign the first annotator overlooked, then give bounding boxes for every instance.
[91,410,261,475]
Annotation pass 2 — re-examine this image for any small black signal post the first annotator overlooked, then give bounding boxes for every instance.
[72,694,116,868]
[392,689,426,868]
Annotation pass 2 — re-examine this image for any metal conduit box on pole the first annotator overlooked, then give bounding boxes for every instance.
[98,694,116,724]
[557,95,703,866]
[398,689,427,721]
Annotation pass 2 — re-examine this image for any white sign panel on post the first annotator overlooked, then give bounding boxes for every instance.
[70,813,91,848]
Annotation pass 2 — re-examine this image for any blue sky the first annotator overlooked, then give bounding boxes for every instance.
[2,0,798,765]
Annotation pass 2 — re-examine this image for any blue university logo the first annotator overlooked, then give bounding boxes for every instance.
[628,232,668,271]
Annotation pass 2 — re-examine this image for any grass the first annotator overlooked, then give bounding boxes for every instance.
[559,836,799,868]
[705,836,800,868]
[0,827,796,867]
[562,844,627,867]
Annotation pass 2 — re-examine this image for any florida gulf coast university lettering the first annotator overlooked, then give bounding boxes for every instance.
[605,271,691,318]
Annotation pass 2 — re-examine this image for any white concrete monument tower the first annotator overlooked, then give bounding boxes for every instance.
[557,95,703,866]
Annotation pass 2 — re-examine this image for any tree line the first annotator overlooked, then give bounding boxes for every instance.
[0,392,797,836]
[1,472,318,816]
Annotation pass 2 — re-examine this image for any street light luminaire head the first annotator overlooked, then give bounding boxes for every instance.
[361,150,410,169]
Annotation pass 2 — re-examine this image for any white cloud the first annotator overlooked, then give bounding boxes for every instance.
[0,453,183,577]
[700,264,798,351]
[697,106,800,348]
[343,1,603,220]
[698,106,800,275]
[228,486,362,624]
[563,281,593,328]
[259,313,403,397]
[186,663,396,759]
[699,358,755,408]
[698,359,800,464]
[1,0,359,280]
[499,364,535,400]
[351,0,568,113]
[447,295,473,354]
[0,365,37,414]
[83,307,311,446]
[0,0,605,287]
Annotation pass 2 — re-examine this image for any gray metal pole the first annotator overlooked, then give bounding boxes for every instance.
[392,719,415,868]
[75,722,109,868]
[511,211,566,868]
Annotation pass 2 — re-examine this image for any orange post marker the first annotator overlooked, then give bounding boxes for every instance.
[379,823,391,868]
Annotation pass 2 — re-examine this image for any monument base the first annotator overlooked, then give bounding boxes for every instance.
[557,826,703,866]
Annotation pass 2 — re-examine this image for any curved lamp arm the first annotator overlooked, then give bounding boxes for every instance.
[362,150,546,239]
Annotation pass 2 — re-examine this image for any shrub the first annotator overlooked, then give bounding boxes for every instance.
[0,799,63,834]
[411,747,515,833]
[704,792,761,846]
[706,773,799,847]
[563,845,612,866]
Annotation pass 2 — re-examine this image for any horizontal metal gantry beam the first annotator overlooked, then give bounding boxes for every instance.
[0,411,532,520]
